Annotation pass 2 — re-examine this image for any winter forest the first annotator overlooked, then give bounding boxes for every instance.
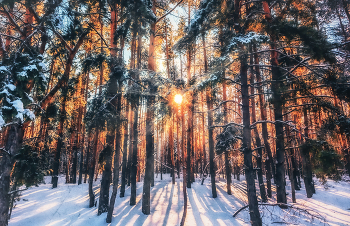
[1,0,350,225]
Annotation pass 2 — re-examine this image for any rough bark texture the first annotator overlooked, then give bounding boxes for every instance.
[180,106,187,226]
[52,84,68,188]
[89,130,98,208]
[130,100,139,206]
[120,125,128,198]
[250,44,267,202]
[253,43,273,198]
[241,52,262,226]
[0,121,23,226]
[262,0,287,204]
[98,144,112,215]
[270,41,287,204]
[106,94,122,222]
[142,87,155,215]
[302,107,315,198]
[203,34,217,198]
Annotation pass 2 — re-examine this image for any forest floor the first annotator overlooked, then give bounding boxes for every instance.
[8,174,350,226]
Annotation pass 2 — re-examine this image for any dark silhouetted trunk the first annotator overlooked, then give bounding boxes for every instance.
[130,100,139,206]
[203,34,216,198]
[106,92,122,222]
[250,44,267,202]
[98,143,113,215]
[120,124,128,197]
[0,121,23,226]
[253,43,273,198]
[302,107,315,198]
[89,130,98,208]
[241,51,262,226]
[52,84,68,188]
[142,85,155,215]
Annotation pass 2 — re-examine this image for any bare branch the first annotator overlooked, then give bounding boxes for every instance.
[156,0,185,23]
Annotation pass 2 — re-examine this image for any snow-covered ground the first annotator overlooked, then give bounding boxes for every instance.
[8,174,350,226]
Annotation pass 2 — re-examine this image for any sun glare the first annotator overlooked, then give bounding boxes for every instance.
[174,94,183,104]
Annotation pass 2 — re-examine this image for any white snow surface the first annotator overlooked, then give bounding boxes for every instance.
[8,174,350,226]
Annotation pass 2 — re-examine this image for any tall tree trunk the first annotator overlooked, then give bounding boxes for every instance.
[270,41,287,204]
[285,114,296,203]
[98,137,113,215]
[250,44,267,202]
[142,85,155,215]
[221,28,231,195]
[203,34,217,198]
[120,122,128,197]
[52,85,68,188]
[262,0,287,204]
[127,106,133,186]
[241,50,262,226]
[89,130,99,208]
[171,114,175,184]
[78,72,88,185]
[180,105,187,226]
[253,43,273,197]
[0,120,23,226]
[186,1,193,189]
[106,93,122,222]
[302,107,314,198]
[202,93,207,176]
[84,133,91,184]
[130,98,139,206]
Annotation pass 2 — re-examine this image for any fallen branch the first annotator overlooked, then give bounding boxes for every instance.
[233,203,290,217]
[233,203,327,224]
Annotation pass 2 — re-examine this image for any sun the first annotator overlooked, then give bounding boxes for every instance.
[174,94,183,104]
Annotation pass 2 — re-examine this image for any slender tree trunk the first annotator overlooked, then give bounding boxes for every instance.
[270,41,287,204]
[202,34,216,197]
[202,93,207,176]
[262,0,286,204]
[98,140,113,215]
[186,1,193,189]
[0,120,23,226]
[250,44,267,202]
[52,84,68,188]
[285,114,296,203]
[241,50,262,226]
[302,107,314,198]
[130,99,139,206]
[127,106,133,186]
[142,86,155,215]
[180,106,187,226]
[221,31,231,195]
[89,130,99,208]
[84,133,91,184]
[120,122,128,197]
[106,93,122,222]
[253,43,273,197]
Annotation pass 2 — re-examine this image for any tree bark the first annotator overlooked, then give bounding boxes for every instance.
[98,143,113,215]
[203,34,217,198]
[302,107,315,198]
[52,84,68,188]
[142,86,155,215]
[89,130,99,208]
[250,44,267,202]
[0,120,23,226]
[241,51,262,226]
[262,0,287,204]
[130,99,139,206]
[180,106,187,226]
[106,94,122,222]
[253,43,273,198]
